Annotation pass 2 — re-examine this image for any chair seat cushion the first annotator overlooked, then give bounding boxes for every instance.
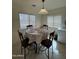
[41,39,52,48]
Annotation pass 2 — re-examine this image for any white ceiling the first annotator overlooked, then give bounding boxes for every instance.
[13,0,66,13]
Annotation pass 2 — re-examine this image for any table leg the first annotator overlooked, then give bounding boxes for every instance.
[35,42,37,53]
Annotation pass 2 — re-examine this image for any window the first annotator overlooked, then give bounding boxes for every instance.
[53,16,62,28]
[19,13,35,29]
[47,16,54,27]
[47,16,62,29]
[29,15,35,27]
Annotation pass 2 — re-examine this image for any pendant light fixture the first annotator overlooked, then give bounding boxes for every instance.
[39,0,48,14]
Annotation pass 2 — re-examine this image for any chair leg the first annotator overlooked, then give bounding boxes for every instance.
[52,41,53,54]
[24,48,26,59]
[35,43,37,53]
[52,38,53,54]
[21,45,23,54]
[48,48,49,59]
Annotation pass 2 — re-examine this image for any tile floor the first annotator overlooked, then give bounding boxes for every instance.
[12,40,66,59]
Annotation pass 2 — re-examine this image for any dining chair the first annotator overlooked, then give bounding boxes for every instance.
[18,30,37,59]
[22,37,29,59]
[49,31,55,54]
[18,30,24,54]
[21,37,36,59]
[18,30,37,54]
[41,39,52,59]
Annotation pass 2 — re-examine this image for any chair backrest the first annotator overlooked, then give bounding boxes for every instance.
[43,25,48,27]
[26,25,33,29]
[50,31,55,37]
[18,30,24,41]
[42,25,48,30]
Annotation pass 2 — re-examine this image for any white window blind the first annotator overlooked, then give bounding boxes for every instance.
[29,15,35,27]
[47,16,54,27]
[47,16,62,29]
[54,16,62,28]
[19,13,35,29]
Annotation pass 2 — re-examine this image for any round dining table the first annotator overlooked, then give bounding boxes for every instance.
[19,27,56,53]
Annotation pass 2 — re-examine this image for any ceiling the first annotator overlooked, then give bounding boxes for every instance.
[13,0,66,14]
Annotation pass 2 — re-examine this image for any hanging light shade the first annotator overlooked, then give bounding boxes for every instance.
[39,8,48,14]
[39,0,48,14]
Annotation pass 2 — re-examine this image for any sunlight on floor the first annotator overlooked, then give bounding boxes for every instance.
[53,40,59,54]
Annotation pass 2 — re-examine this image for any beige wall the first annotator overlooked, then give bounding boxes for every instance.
[48,7,66,15]
[12,3,21,44]
[35,15,42,27]
[41,15,47,26]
